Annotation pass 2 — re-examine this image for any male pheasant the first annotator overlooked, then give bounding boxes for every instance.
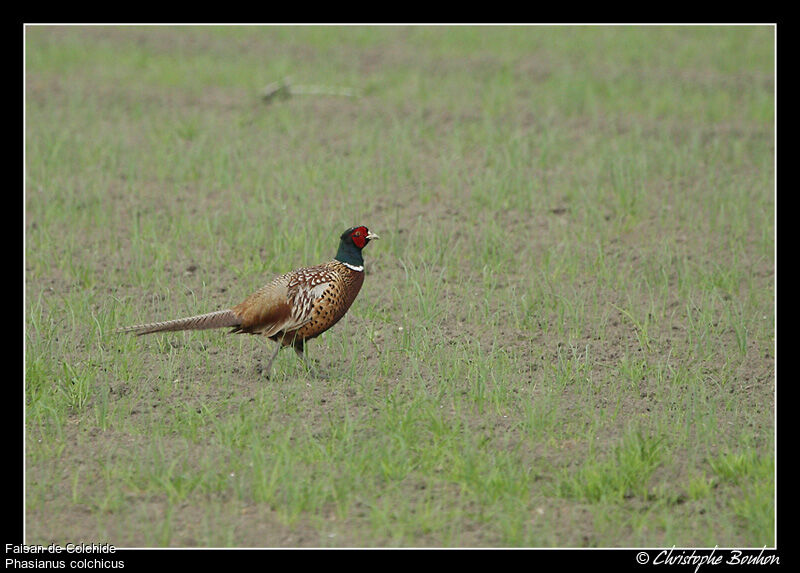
[118,226,379,378]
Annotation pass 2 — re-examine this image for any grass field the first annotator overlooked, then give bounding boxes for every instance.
[24,25,775,547]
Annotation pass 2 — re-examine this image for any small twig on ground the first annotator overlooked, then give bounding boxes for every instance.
[262,77,360,103]
[262,78,292,102]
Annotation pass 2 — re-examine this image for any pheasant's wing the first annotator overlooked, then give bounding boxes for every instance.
[231,266,335,336]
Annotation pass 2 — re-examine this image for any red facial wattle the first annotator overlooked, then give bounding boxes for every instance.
[351,227,369,249]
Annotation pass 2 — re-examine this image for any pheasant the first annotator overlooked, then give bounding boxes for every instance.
[118,226,379,378]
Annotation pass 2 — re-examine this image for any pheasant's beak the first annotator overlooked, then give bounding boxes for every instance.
[367,231,380,240]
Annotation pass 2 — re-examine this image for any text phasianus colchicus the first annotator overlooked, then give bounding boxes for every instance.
[118,226,379,378]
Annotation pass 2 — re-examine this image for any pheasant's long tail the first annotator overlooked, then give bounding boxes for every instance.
[116,310,241,336]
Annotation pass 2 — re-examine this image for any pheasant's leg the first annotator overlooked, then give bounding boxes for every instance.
[294,339,325,378]
[293,339,310,370]
[263,342,282,379]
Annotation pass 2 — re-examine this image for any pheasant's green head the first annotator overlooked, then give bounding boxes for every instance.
[335,226,379,268]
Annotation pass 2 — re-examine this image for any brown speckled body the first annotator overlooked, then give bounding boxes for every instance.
[281,261,365,345]
[230,260,364,348]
